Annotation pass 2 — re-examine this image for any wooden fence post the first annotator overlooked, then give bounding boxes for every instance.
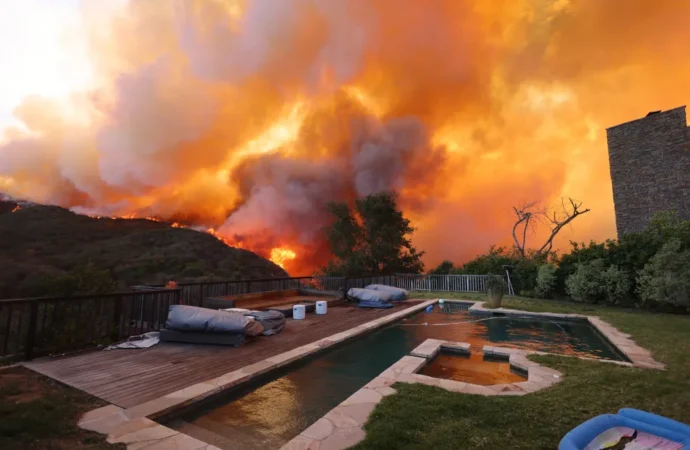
[112,296,123,341]
[24,301,38,360]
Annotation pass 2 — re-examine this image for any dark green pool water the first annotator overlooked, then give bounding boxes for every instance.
[165,303,625,449]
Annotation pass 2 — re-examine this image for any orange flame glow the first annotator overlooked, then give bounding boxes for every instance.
[0,1,689,275]
[270,247,297,270]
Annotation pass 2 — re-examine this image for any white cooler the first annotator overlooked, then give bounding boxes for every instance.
[293,304,306,320]
[315,301,328,315]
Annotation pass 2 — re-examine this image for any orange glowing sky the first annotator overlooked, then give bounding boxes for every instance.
[1,0,689,275]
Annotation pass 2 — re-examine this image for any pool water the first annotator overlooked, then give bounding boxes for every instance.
[164,303,625,449]
[419,351,527,385]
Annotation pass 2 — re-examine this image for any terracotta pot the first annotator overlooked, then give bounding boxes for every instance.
[487,289,503,308]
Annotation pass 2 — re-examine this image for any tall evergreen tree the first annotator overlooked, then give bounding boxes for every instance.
[322,191,424,276]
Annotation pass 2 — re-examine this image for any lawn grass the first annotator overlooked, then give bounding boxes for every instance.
[0,366,125,449]
[355,293,690,450]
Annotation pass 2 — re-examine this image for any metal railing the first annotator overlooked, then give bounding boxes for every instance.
[133,276,348,307]
[395,274,493,292]
[0,289,181,360]
[1,273,507,360]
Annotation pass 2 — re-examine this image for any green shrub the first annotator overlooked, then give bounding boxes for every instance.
[535,263,558,299]
[565,260,607,303]
[485,274,507,294]
[430,260,455,274]
[458,246,545,294]
[181,262,207,278]
[637,239,690,311]
[513,257,542,293]
[43,263,114,297]
[602,265,632,306]
[557,240,616,293]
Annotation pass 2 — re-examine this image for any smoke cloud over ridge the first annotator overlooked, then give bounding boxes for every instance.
[1,0,689,274]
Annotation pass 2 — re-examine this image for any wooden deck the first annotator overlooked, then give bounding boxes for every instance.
[26,302,422,408]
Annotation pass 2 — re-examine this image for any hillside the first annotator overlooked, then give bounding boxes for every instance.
[0,203,288,299]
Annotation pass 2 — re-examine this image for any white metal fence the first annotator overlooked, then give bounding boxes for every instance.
[394,274,492,292]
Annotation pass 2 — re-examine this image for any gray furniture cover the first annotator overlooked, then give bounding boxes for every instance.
[159,329,246,346]
[347,288,393,303]
[243,310,286,336]
[165,305,262,335]
[364,284,409,301]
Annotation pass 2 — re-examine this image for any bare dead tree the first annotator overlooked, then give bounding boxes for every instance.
[511,201,539,258]
[512,198,590,258]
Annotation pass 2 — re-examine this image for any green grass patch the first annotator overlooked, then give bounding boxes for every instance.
[0,366,124,449]
[355,293,690,450]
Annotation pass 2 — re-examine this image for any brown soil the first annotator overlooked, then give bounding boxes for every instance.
[0,366,125,449]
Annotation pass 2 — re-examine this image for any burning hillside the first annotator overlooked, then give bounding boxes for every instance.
[1,0,689,274]
[0,204,288,299]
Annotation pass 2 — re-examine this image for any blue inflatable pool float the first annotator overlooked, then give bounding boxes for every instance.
[559,408,690,449]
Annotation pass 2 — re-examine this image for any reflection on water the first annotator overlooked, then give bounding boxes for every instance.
[170,305,624,449]
[402,303,623,360]
[420,351,526,385]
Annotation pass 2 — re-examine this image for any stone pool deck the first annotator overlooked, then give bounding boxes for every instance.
[467,301,665,370]
[281,339,566,449]
[73,299,437,449]
[64,298,665,449]
[280,301,666,449]
[25,301,427,408]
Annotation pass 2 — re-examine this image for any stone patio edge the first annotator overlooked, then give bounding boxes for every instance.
[465,300,665,369]
[76,299,437,449]
[281,339,566,450]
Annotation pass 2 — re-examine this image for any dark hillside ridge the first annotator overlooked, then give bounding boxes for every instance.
[0,204,287,299]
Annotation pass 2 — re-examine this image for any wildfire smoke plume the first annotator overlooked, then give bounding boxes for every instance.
[1,0,689,275]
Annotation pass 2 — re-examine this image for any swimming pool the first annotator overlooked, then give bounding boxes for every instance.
[162,302,625,449]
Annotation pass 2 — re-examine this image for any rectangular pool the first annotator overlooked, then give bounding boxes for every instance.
[162,302,625,449]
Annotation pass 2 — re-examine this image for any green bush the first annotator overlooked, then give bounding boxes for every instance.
[513,257,542,293]
[557,240,616,293]
[565,260,607,303]
[430,260,455,274]
[535,264,558,299]
[456,246,546,294]
[602,265,632,306]
[485,274,507,294]
[43,263,115,297]
[637,239,690,311]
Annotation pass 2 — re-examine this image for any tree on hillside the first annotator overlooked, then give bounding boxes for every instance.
[430,260,455,274]
[512,197,590,258]
[321,191,425,276]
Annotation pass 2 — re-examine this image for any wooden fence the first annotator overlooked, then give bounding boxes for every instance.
[0,289,181,361]
[0,273,506,361]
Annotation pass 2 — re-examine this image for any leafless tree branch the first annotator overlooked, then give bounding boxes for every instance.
[511,201,539,258]
[511,197,590,258]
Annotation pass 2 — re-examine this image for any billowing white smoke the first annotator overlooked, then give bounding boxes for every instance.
[176,0,370,88]
[0,0,449,274]
[351,116,446,196]
[219,114,446,247]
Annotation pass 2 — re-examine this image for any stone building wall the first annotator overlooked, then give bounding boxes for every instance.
[606,106,690,237]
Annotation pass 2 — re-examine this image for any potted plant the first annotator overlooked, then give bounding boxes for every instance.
[485,275,507,308]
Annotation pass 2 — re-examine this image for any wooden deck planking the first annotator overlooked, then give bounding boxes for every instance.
[26,302,421,408]
[229,294,335,311]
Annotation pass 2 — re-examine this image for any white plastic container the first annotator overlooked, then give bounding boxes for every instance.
[315,301,328,315]
[293,304,306,320]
